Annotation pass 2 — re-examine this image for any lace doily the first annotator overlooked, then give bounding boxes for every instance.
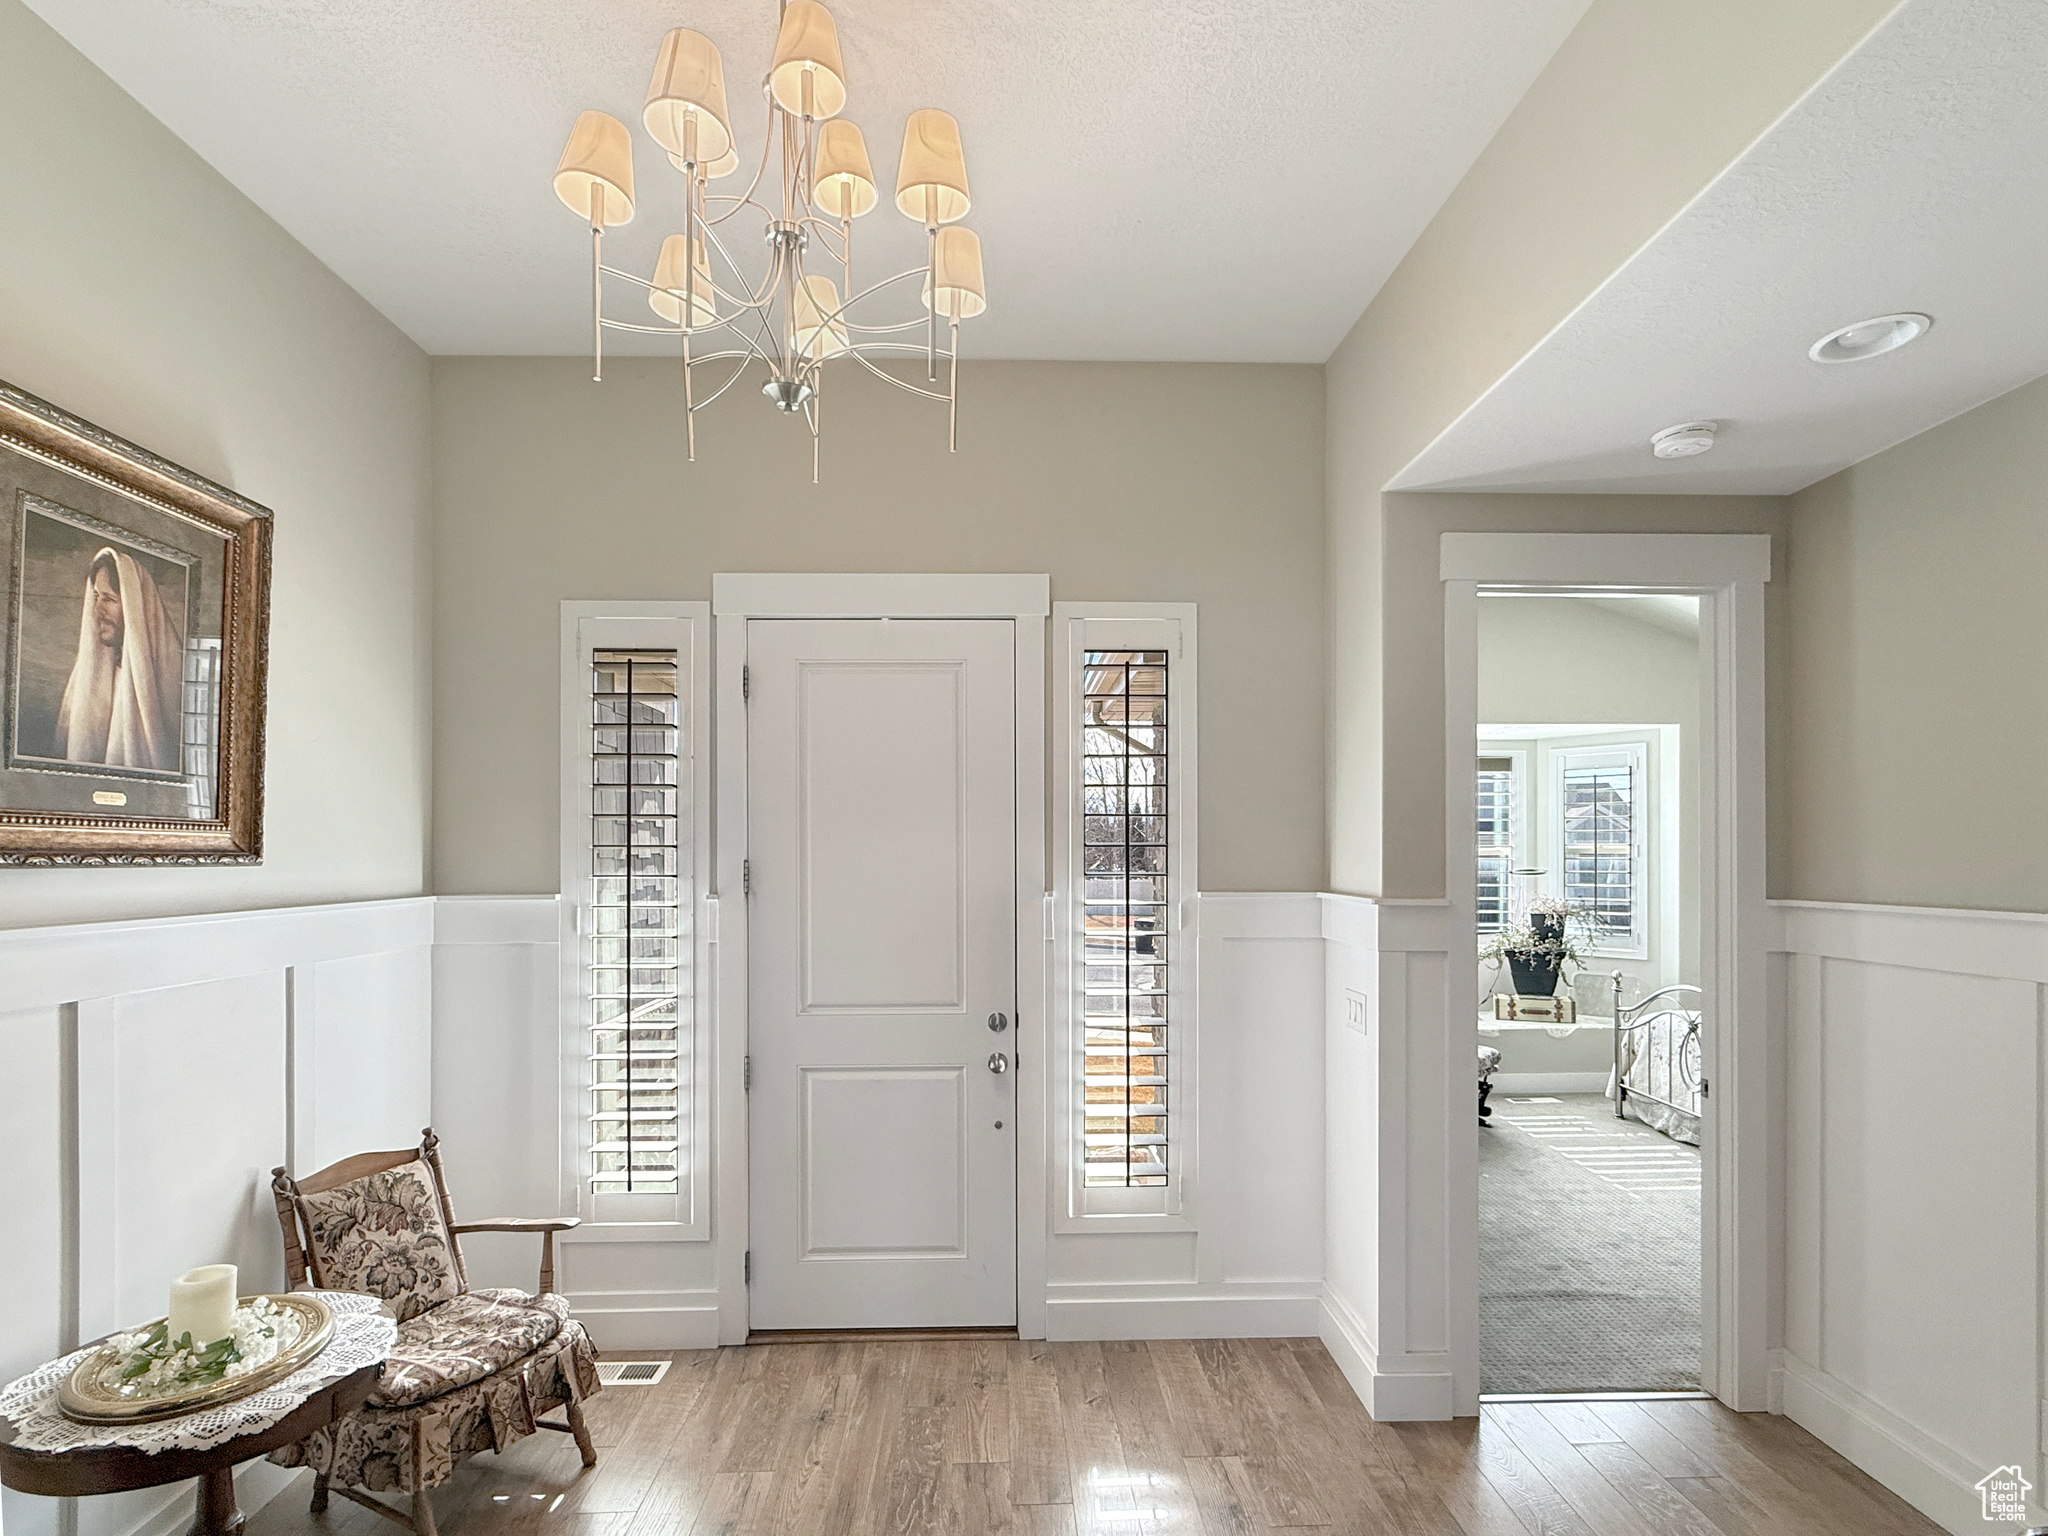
[0,1292,397,1455]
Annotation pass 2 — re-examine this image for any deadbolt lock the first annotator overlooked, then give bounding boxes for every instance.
[987,1011,1009,1032]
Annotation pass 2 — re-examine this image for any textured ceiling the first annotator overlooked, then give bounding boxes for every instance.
[24,0,1593,361]
[1391,0,2048,496]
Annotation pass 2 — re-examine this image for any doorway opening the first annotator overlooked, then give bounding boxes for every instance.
[1473,594,1704,1393]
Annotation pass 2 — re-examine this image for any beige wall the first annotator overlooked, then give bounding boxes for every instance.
[430,358,1325,895]
[0,1,432,928]
[1785,372,2048,913]
[1325,0,1900,895]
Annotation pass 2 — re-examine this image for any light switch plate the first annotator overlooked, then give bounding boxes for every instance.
[1344,988,1370,1036]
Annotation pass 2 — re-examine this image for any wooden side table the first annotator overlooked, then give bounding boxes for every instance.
[0,1361,380,1536]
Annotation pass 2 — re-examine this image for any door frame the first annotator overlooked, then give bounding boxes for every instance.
[1441,532,1770,1411]
[710,574,1051,1342]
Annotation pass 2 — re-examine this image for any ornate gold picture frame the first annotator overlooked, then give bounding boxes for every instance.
[0,380,271,864]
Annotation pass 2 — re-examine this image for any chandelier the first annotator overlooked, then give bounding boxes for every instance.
[551,1,987,481]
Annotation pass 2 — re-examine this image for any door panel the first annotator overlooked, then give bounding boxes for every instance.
[748,618,1017,1328]
[798,661,966,1012]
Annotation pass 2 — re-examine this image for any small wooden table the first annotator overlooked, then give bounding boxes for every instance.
[0,1361,380,1536]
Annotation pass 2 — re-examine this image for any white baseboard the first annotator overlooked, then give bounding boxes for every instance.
[1492,1073,1610,1095]
[565,1290,722,1351]
[1775,1349,2027,1536]
[1316,1287,1453,1422]
[1043,1285,1320,1341]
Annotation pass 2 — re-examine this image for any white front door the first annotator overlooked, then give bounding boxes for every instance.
[746,618,1018,1328]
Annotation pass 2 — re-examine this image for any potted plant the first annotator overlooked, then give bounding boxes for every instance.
[1480,896,1587,997]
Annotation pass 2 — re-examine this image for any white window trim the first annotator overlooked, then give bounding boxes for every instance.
[557,601,713,1240]
[1545,739,1651,961]
[1052,601,1198,1231]
[1473,745,1529,937]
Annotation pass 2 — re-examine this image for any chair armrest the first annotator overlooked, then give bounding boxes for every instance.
[448,1218,580,1296]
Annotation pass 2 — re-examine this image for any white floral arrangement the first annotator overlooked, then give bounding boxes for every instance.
[105,1297,293,1400]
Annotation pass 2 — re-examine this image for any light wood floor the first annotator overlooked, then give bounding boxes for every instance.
[249,1338,1944,1536]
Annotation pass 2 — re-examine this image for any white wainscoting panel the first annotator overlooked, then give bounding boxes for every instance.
[1772,899,2048,1535]
[437,892,1328,1346]
[1317,894,1460,1421]
[430,896,722,1350]
[1044,892,1326,1340]
[0,899,435,1536]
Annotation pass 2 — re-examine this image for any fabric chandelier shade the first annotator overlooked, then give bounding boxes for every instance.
[644,28,733,165]
[923,226,986,318]
[895,109,970,224]
[813,120,876,218]
[554,110,636,225]
[769,0,847,119]
[649,235,717,327]
[793,274,850,358]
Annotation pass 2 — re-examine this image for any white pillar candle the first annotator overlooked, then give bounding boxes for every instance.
[167,1265,238,1348]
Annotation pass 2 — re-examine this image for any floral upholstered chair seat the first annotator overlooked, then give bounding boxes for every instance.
[370,1289,570,1407]
[267,1130,600,1536]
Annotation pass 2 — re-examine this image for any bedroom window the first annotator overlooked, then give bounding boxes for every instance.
[1557,745,1643,948]
[561,604,709,1232]
[1056,604,1197,1222]
[1475,756,1515,935]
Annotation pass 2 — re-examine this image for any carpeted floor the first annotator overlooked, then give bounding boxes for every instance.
[1480,1092,1700,1393]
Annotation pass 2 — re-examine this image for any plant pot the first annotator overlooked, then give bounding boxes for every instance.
[1507,950,1562,997]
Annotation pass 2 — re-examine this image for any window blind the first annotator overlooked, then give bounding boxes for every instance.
[1080,650,1169,1188]
[1562,759,1635,943]
[588,649,685,1197]
[1476,756,1514,935]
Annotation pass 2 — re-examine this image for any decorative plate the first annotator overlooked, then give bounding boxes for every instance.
[57,1294,335,1425]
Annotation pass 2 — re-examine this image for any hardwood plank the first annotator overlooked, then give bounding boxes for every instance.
[1092,1341,1209,1533]
[1586,1403,1712,1481]
[1635,1403,1918,1536]
[1147,1341,1242,1458]
[1006,1339,1073,1507]
[1574,1441,1727,1536]
[878,1404,949,1536]
[1667,1475,1788,1536]
[1051,1343,1137,1531]
[1488,1403,1656,1536]
[1537,1403,1624,1447]
[1471,1412,1602,1536]
[940,1462,1017,1536]
[1182,1456,1258,1536]
[1384,1421,1535,1536]
[684,1469,779,1536]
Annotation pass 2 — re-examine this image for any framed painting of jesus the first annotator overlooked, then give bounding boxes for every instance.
[0,379,271,864]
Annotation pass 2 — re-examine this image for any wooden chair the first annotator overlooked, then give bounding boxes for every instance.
[267,1129,601,1536]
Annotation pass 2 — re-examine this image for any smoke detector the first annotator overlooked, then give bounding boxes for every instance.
[1650,421,1719,459]
[1809,313,1930,364]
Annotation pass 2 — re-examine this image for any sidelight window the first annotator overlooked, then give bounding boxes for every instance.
[1056,604,1197,1223]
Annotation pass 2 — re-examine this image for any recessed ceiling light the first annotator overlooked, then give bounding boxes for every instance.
[1808,312,1931,364]
[1651,421,1719,459]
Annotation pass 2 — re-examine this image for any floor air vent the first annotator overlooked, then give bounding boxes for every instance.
[596,1360,671,1386]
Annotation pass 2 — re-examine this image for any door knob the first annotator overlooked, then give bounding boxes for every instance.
[987,1051,1009,1075]
[987,1012,1008,1033]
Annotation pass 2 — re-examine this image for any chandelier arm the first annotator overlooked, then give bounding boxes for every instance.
[699,99,777,224]
[691,354,765,411]
[843,346,953,404]
[700,216,787,311]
